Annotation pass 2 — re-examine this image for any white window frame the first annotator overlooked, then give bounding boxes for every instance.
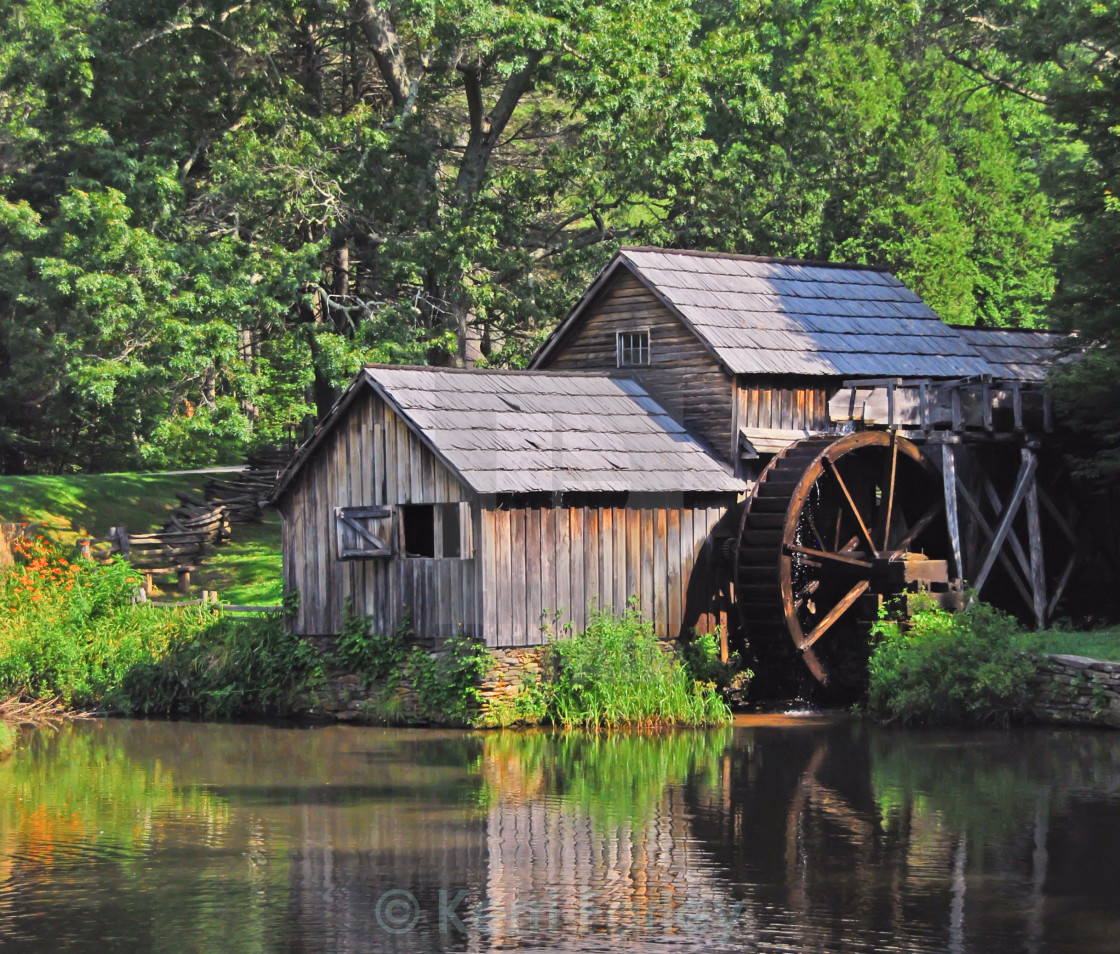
[616,329,651,367]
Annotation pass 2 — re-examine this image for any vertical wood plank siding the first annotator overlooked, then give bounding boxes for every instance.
[541,272,736,462]
[733,376,833,432]
[279,389,478,638]
[478,502,729,646]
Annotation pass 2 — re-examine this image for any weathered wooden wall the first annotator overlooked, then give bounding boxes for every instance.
[733,376,833,432]
[279,388,479,638]
[540,270,736,461]
[478,500,731,647]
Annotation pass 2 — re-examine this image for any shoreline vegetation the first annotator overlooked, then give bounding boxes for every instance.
[1,527,1118,735]
[0,532,738,731]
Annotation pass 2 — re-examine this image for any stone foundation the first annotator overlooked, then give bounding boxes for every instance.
[1028,654,1120,728]
[296,638,549,726]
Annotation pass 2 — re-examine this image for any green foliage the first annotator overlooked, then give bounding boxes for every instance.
[680,627,751,690]
[865,597,1035,726]
[118,614,325,720]
[0,0,1072,476]
[0,535,190,706]
[543,604,733,728]
[407,633,493,727]
[0,533,318,718]
[334,601,409,687]
[481,674,551,729]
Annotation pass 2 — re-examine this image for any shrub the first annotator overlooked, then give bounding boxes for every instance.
[334,600,409,687]
[865,596,1034,726]
[0,534,324,718]
[407,632,492,726]
[543,604,732,728]
[118,613,326,720]
[0,535,193,706]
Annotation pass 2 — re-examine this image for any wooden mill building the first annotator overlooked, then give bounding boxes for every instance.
[271,366,743,644]
[272,248,1067,682]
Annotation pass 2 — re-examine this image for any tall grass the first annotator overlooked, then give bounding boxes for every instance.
[527,605,732,728]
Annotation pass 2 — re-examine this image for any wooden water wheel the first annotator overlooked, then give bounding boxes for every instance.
[735,431,956,697]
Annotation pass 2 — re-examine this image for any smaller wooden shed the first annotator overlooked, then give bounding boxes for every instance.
[271,367,746,646]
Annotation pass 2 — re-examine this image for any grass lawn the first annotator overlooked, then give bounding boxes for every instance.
[1023,626,1120,662]
[191,514,283,605]
[0,472,214,545]
[0,471,282,605]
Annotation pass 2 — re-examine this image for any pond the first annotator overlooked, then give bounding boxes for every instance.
[1,716,1119,953]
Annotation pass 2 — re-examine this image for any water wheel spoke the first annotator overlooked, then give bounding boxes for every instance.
[889,500,942,557]
[823,457,878,556]
[876,431,898,551]
[786,544,873,571]
[800,580,871,652]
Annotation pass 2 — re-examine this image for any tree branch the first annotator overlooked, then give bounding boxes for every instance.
[349,0,408,108]
[940,47,1050,104]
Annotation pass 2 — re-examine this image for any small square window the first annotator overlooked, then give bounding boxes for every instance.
[399,502,471,559]
[617,330,650,367]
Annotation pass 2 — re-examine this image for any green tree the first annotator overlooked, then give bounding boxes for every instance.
[935,0,1120,482]
[671,0,1059,328]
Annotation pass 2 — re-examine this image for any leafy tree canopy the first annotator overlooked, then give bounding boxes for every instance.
[0,0,1078,473]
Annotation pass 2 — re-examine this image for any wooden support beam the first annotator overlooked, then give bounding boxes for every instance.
[972,450,1038,597]
[956,477,1036,611]
[942,445,963,580]
[1024,451,1047,627]
[1047,551,1078,619]
[982,478,1034,586]
[1037,486,1078,545]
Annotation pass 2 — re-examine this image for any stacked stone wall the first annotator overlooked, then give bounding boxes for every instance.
[1028,654,1120,728]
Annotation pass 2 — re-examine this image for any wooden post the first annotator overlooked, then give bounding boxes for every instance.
[177,570,191,596]
[1023,449,1047,627]
[78,537,91,559]
[941,445,963,581]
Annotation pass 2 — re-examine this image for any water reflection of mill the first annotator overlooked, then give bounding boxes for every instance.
[284,724,1120,954]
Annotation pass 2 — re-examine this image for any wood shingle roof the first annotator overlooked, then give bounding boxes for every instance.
[368,367,744,494]
[533,247,997,378]
[955,328,1065,382]
[272,366,746,500]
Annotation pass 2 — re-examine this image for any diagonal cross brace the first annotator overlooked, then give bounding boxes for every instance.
[971,449,1038,598]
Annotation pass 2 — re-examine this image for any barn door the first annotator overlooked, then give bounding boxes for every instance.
[335,506,393,559]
